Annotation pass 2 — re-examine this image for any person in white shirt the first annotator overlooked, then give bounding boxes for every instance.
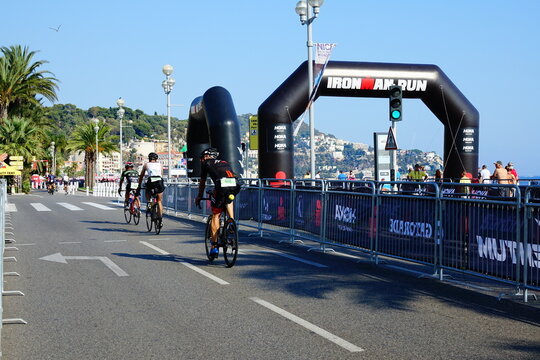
[479,164,491,184]
[137,152,165,218]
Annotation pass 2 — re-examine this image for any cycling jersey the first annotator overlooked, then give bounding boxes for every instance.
[201,159,240,209]
[120,169,139,190]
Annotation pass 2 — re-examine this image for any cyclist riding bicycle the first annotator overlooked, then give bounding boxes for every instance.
[46,173,56,192]
[136,152,165,220]
[195,148,241,257]
[118,163,140,208]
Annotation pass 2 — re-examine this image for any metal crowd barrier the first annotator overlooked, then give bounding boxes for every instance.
[162,178,539,301]
[0,179,5,354]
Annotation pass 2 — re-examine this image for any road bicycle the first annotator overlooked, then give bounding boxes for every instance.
[145,188,163,235]
[200,191,238,268]
[47,183,55,195]
[123,189,141,225]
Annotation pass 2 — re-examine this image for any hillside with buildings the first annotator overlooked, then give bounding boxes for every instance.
[47,106,442,180]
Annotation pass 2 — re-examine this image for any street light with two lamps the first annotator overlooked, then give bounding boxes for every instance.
[162,64,176,180]
[92,118,99,188]
[295,0,324,178]
[116,97,125,172]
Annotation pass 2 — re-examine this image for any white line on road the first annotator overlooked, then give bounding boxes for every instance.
[14,243,36,246]
[104,240,128,243]
[250,297,364,353]
[59,242,82,245]
[139,241,229,285]
[6,203,17,212]
[57,202,84,211]
[40,253,129,277]
[30,203,51,211]
[82,202,116,210]
[239,249,328,268]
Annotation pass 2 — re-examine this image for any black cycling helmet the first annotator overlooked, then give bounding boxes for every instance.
[200,147,219,160]
[125,163,134,169]
[148,152,158,161]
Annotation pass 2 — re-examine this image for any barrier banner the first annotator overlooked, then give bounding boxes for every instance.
[261,189,291,228]
[293,191,322,235]
[440,201,468,269]
[526,207,540,287]
[377,197,436,263]
[176,186,189,212]
[468,205,539,286]
[237,187,259,221]
[325,193,373,248]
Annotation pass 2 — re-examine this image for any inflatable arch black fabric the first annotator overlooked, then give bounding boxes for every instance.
[186,86,243,178]
[258,61,479,180]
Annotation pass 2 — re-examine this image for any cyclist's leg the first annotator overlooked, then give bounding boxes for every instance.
[156,192,163,218]
[124,187,131,208]
[226,202,234,220]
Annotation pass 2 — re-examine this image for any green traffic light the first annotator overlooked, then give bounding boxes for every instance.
[391,110,401,119]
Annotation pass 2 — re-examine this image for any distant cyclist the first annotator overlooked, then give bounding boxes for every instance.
[195,148,241,257]
[118,163,140,208]
[46,173,56,193]
[136,152,165,219]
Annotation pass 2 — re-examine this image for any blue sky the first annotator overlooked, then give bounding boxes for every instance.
[2,0,539,176]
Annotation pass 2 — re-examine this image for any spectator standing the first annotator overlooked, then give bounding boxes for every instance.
[303,171,311,179]
[479,165,491,184]
[337,171,347,181]
[315,171,321,179]
[459,171,471,197]
[507,162,518,183]
[492,160,509,197]
[407,164,428,182]
[435,169,443,182]
[347,170,356,180]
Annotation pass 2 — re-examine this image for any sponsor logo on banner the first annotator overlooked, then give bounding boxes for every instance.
[389,218,433,239]
[335,204,357,232]
[326,77,428,92]
[476,235,540,269]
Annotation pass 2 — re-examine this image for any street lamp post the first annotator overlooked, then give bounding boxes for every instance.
[49,141,56,175]
[162,64,176,180]
[116,97,125,173]
[92,118,99,189]
[295,0,324,178]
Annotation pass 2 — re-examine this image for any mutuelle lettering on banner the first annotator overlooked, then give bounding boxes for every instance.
[468,206,539,286]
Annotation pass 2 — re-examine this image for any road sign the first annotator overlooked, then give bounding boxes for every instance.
[385,127,398,150]
[249,115,258,150]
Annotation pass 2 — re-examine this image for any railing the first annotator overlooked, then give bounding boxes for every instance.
[161,178,539,302]
[0,179,6,355]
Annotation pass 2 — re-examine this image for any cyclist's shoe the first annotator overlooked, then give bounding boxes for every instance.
[210,247,219,257]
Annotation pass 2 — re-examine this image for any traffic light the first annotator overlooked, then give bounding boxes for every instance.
[389,85,402,121]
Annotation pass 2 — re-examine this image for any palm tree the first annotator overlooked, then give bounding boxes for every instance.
[0,45,59,121]
[67,120,116,189]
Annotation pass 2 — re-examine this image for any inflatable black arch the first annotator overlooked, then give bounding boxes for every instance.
[186,86,243,178]
[258,61,479,180]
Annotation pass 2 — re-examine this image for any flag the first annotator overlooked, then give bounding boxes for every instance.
[293,43,336,137]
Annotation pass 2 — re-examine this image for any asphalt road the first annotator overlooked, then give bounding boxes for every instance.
[2,190,539,359]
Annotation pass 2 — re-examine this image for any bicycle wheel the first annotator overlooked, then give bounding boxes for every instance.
[146,203,153,232]
[124,200,132,224]
[153,205,161,235]
[132,204,141,225]
[223,219,238,268]
[204,216,215,262]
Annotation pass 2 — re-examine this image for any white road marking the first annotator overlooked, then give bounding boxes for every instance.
[59,241,82,245]
[40,253,129,277]
[139,241,229,285]
[82,202,116,210]
[57,202,83,211]
[104,240,127,243]
[14,243,36,246]
[30,203,51,211]
[239,249,328,268]
[250,297,364,353]
[6,203,17,212]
